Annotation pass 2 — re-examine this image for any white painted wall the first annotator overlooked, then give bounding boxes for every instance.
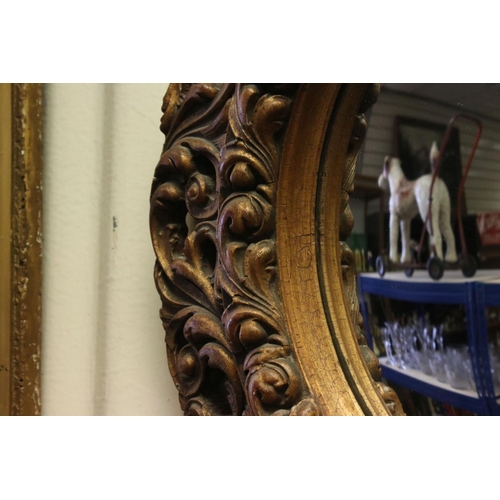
[42,84,183,415]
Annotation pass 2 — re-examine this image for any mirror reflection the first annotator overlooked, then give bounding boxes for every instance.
[352,84,500,415]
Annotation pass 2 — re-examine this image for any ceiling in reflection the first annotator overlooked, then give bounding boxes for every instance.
[381,83,500,122]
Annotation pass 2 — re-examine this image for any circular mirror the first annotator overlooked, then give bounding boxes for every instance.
[150,83,402,415]
[152,83,500,416]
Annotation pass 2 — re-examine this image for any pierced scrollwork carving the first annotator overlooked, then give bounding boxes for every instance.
[151,83,401,416]
[151,84,320,415]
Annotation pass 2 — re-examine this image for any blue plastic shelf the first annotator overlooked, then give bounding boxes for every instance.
[379,358,484,415]
[474,279,500,415]
[358,270,500,416]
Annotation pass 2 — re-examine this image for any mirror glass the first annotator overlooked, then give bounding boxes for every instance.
[351,84,500,415]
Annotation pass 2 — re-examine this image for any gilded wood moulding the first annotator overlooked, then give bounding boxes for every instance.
[0,83,43,416]
[150,83,404,416]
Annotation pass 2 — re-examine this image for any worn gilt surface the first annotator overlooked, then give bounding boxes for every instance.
[150,83,401,415]
[10,84,43,415]
[338,85,404,416]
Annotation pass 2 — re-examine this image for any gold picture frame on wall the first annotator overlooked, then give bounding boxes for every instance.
[0,83,43,416]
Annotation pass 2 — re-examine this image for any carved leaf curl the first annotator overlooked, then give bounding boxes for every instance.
[219,192,275,242]
[153,221,219,315]
[150,136,221,315]
[220,148,258,186]
[183,396,221,416]
[167,307,221,396]
[243,344,302,415]
[222,304,285,354]
[166,306,243,415]
[231,85,292,171]
[152,137,220,221]
[217,192,286,353]
[160,83,226,143]
[218,239,278,302]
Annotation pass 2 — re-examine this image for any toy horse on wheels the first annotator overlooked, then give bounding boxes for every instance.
[376,114,482,280]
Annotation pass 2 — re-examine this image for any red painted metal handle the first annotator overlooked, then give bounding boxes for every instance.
[418,113,482,260]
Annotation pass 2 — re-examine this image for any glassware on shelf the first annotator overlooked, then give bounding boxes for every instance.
[405,325,420,370]
[383,322,406,369]
[415,324,434,375]
[379,317,482,394]
[445,345,471,390]
[383,322,421,370]
[380,325,397,367]
[429,350,448,383]
[416,348,433,375]
[428,325,447,382]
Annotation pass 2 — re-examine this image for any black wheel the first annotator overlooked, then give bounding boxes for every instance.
[427,256,444,281]
[376,255,386,277]
[461,254,477,278]
[404,266,414,277]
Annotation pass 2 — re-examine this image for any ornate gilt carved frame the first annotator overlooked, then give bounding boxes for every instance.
[150,84,404,416]
[0,84,43,416]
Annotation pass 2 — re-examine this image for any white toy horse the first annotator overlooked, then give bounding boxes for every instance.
[378,142,457,265]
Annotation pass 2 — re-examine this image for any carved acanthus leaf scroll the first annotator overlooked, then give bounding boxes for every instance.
[151,83,400,416]
[151,84,322,415]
